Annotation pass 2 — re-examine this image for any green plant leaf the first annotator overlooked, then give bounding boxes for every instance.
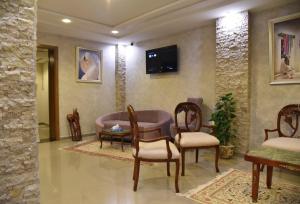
[211,93,236,146]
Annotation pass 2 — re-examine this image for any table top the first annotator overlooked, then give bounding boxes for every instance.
[101,129,131,135]
[245,147,300,170]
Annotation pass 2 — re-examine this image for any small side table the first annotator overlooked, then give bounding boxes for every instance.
[99,129,131,152]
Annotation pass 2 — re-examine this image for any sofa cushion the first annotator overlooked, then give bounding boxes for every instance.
[103,120,131,129]
[262,137,300,152]
[133,140,180,159]
[175,132,219,147]
[103,120,156,129]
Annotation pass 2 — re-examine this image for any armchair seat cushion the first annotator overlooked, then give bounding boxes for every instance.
[175,132,219,147]
[262,137,300,152]
[133,140,180,159]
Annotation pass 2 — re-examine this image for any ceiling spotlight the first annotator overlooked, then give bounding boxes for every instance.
[111,30,119,34]
[62,18,72,23]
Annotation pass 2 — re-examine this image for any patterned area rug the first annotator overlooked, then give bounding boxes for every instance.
[181,169,300,204]
[64,140,134,162]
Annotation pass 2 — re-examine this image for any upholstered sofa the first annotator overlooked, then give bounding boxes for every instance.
[96,110,172,139]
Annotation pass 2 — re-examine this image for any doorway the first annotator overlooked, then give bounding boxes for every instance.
[36,45,59,142]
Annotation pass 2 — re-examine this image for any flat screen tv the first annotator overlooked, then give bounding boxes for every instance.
[146,45,177,74]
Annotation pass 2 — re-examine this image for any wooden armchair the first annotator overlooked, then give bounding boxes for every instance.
[263,104,300,151]
[174,102,220,176]
[127,105,180,193]
[261,104,300,171]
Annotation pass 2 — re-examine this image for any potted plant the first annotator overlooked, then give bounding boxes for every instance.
[211,93,236,159]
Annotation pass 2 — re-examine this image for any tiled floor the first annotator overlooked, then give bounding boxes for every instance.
[39,136,300,204]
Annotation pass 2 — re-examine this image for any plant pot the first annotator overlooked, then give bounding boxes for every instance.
[220,145,234,159]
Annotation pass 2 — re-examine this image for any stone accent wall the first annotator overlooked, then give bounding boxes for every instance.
[0,0,39,203]
[115,45,126,111]
[216,12,250,153]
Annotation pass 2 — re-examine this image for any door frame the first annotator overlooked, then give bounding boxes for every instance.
[38,44,60,141]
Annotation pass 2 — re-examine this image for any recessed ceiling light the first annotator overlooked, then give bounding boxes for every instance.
[111,30,119,34]
[62,18,72,23]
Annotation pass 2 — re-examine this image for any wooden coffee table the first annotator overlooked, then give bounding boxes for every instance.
[244,147,300,202]
[98,129,131,152]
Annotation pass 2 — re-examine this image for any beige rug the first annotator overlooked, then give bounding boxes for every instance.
[181,169,300,204]
[64,140,135,162]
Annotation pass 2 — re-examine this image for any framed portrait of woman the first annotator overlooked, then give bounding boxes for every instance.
[76,47,102,83]
[269,12,300,85]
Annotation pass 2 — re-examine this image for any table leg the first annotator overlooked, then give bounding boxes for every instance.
[252,163,260,203]
[266,165,273,189]
[111,135,113,146]
[99,133,103,149]
[121,137,124,152]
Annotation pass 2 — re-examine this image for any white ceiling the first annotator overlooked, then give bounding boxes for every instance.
[37,0,298,45]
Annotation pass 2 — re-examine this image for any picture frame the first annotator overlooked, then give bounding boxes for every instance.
[269,12,300,85]
[76,47,102,83]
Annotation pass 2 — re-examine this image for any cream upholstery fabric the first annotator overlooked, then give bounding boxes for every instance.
[175,132,219,147]
[262,137,300,152]
[133,140,180,159]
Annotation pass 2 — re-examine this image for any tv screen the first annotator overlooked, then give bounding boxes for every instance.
[146,45,177,74]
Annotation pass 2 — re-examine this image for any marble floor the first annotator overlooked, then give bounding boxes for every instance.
[39,136,300,204]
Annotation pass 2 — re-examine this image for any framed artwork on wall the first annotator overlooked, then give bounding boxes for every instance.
[76,47,102,83]
[269,12,300,85]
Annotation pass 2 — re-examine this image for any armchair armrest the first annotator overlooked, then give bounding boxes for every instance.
[264,129,278,141]
[202,124,215,135]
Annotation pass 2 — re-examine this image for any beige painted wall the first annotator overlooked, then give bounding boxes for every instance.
[126,24,216,122]
[250,2,300,148]
[36,62,49,124]
[37,33,116,138]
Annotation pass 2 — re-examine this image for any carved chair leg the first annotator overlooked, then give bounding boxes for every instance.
[133,159,140,192]
[167,161,170,176]
[175,160,180,193]
[195,148,199,163]
[181,149,185,176]
[215,146,220,173]
[133,158,136,180]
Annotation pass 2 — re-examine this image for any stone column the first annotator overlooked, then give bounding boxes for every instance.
[0,0,39,203]
[115,45,126,111]
[216,11,250,153]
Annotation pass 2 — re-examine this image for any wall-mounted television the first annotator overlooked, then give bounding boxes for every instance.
[146,45,178,74]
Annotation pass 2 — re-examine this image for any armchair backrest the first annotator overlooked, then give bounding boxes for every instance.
[277,104,300,138]
[127,105,140,148]
[175,102,202,132]
[187,97,203,123]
